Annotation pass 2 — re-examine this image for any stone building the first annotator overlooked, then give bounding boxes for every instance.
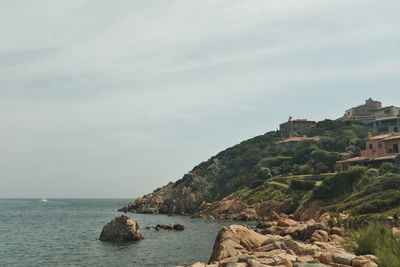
[340,98,382,122]
[340,98,400,133]
[279,117,316,135]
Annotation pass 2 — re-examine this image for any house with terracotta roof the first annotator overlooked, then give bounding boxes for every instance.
[279,117,316,135]
[335,132,400,172]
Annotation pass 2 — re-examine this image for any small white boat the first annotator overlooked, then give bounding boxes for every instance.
[41,197,47,202]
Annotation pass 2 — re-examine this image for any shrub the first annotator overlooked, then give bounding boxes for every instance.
[353,175,373,191]
[279,161,293,175]
[313,166,366,199]
[348,165,368,179]
[380,162,394,174]
[378,174,400,191]
[314,162,329,173]
[299,164,313,174]
[344,222,400,267]
[366,168,379,177]
[290,180,316,191]
[250,180,265,189]
[258,156,292,167]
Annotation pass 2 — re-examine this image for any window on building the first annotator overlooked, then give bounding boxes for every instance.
[378,143,382,148]
[369,144,373,149]
[394,144,399,153]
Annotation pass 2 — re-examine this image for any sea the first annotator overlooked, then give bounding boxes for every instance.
[0,199,243,267]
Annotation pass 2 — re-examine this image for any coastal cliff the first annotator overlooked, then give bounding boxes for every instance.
[119,119,400,266]
[121,120,400,222]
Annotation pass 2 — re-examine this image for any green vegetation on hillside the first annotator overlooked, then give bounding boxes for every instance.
[315,167,400,216]
[192,119,373,201]
[127,117,400,220]
[193,119,400,218]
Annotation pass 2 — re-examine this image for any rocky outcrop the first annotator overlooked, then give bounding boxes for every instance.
[194,195,295,221]
[180,225,378,267]
[99,215,144,242]
[119,172,212,215]
[254,212,347,245]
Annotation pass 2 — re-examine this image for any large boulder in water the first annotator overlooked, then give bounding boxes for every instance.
[99,215,144,242]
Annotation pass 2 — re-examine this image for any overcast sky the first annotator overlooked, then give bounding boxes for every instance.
[1,0,399,198]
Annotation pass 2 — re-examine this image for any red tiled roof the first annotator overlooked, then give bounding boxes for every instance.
[373,155,398,161]
[336,154,398,164]
[336,156,369,164]
[375,105,396,110]
[367,133,399,141]
[291,119,316,123]
[374,116,399,121]
[383,135,400,142]
[349,115,375,119]
[276,136,322,144]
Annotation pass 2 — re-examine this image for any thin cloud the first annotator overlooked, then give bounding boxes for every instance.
[0,0,399,197]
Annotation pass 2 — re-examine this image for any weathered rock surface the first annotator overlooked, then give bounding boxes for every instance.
[181,224,377,267]
[194,196,295,221]
[99,215,144,242]
[119,172,212,215]
[120,180,298,222]
[331,253,355,265]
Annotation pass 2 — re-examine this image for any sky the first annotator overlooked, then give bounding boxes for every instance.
[0,0,399,198]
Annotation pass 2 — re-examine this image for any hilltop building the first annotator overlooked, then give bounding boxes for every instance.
[335,132,400,172]
[279,117,316,135]
[339,98,381,122]
[339,98,400,132]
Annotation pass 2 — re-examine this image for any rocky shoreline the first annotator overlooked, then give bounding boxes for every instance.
[178,212,378,267]
[120,193,298,221]
[118,195,383,266]
[119,192,383,266]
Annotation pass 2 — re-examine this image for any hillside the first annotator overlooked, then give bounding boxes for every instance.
[120,120,400,219]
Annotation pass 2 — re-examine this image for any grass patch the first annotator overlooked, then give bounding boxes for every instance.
[267,181,289,189]
[344,222,400,267]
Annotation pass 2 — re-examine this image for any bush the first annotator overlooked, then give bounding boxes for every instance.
[313,166,367,199]
[378,174,400,191]
[344,222,400,267]
[299,164,313,174]
[348,165,368,179]
[366,168,379,177]
[314,162,329,173]
[380,162,395,174]
[258,156,292,168]
[290,180,316,191]
[250,180,265,189]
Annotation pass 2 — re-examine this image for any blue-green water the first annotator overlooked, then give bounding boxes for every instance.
[0,199,239,267]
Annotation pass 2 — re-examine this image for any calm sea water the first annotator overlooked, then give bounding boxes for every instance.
[0,199,243,267]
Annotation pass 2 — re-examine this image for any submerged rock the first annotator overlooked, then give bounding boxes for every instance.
[99,215,144,242]
[155,222,185,231]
